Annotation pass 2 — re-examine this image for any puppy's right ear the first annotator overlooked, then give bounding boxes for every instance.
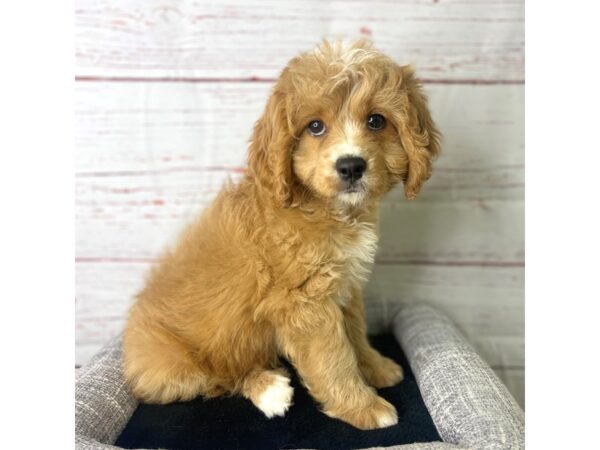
[248,87,296,208]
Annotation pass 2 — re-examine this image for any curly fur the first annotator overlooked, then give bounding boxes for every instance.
[123,39,440,430]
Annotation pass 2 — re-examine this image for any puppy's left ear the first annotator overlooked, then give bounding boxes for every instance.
[397,66,441,200]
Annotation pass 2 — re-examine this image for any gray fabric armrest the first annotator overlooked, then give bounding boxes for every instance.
[75,336,138,449]
[393,304,525,450]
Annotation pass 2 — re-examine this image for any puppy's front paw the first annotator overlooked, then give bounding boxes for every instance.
[327,395,398,430]
[362,355,404,389]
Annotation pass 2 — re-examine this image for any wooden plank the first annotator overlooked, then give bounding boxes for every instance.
[377,200,523,265]
[364,264,523,337]
[75,81,523,262]
[76,173,524,262]
[74,0,525,406]
[75,82,266,173]
[76,184,523,264]
[76,263,523,333]
[76,261,147,320]
[75,82,524,202]
[494,368,524,408]
[76,262,523,351]
[76,263,524,338]
[475,335,524,368]
[75,316,126,352]
[75,0,524,82]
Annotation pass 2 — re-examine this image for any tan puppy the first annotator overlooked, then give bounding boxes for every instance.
[123,40,440,430]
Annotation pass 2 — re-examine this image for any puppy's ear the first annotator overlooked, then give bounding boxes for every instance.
[397,66,441,200]
[248,87,296,207]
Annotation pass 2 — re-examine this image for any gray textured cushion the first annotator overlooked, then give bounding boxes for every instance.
[75,304,524,449]
[75,336,138,449]
[394,304,525,450]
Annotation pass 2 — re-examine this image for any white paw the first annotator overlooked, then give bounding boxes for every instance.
[376,409,398,428]
[256,374,294,418]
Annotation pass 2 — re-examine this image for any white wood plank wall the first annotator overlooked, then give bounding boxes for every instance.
[75,0,524,407]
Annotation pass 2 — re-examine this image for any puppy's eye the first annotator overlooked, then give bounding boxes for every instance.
[367,114,386,131]
[307,120,326,137]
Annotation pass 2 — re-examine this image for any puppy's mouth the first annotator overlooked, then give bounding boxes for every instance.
[343,186,363,194]
[337,181,369,206]
[340,180,367,194]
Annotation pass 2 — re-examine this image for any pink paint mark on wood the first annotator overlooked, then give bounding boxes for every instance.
[360,26,372,36]
[441,164,524,172]
[75,76,277,83]
[421,78,524,85]
[75,76,524,85]
[410,16,522,23]
[80,315,127,322]
[153,199,165,206]
[376,259,524,268]
[77,199,179,208]
[193,14,220,21]
[98,186,134,194]
[477,199,492,211]
[76,257,158,263]
[89,186,156,194]
[426,182,524,190]
[76,165,246,178]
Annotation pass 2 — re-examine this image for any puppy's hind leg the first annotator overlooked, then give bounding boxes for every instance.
[123,323,220,404]
[241,368,294,418]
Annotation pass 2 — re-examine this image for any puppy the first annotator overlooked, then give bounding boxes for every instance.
[123,40,440,430]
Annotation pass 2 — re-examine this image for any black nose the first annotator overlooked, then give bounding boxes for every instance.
[336,157,367,183]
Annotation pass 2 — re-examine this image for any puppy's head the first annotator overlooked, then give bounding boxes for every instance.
[248,40,440,208]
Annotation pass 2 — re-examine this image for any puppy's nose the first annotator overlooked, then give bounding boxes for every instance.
[336,157,367,183]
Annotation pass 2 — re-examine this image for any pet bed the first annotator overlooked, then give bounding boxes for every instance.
[75,304,524,449]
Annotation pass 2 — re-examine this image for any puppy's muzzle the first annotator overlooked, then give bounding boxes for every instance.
[336,156,367,184]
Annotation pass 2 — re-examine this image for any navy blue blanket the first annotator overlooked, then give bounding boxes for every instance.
[116,334,440,449]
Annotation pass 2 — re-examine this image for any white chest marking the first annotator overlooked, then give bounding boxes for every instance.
[331,223,378,307]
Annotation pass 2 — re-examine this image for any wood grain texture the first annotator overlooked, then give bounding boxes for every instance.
[76,189,524,264]
[75,82,523,262]
[75,82,524,200]
[74,81,524,405]
[75,263,524,339]
[75,0,524,82]
[75,0,525,406]
[75,259,524,338]
[495,368,524,408]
